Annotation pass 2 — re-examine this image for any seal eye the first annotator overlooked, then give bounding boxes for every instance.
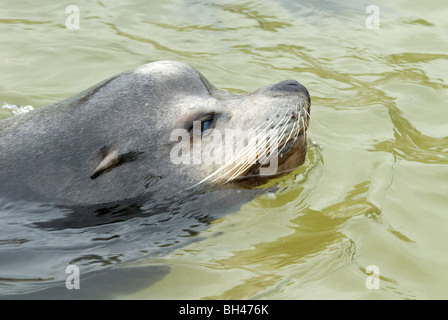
[201,120,212,133]
[189,113,215,137]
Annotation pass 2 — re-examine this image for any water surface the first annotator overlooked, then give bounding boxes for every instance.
[1,0,447,299]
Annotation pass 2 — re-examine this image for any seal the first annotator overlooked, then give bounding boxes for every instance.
[0,60,311,206]
[0,61,311,298]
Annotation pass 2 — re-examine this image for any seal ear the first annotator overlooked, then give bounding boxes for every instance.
[91,150,119,180]
[90,149,144,180]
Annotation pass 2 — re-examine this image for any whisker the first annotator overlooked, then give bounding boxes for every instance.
[226,116,287,181]
[193,108,289,186]
[184,94,311,191]
[277,116,297,155]
[223,108,291,182]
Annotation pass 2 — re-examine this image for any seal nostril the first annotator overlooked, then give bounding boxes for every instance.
[285,80,300,87]
[273,80,306,93]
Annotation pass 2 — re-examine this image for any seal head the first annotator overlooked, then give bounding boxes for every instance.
[0,61,311,205]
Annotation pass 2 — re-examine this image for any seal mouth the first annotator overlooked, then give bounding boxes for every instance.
[243,128,306,179]
[279,130,305,156]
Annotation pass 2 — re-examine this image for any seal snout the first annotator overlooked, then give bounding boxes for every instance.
[272,80,304,92]
[271,80,310,103]
[279,80,301,88]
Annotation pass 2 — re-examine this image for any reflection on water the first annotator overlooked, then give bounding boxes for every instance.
[0,188,262,299]
[1,0,447,299]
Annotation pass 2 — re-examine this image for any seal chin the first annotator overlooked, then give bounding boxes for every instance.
[279,131,305,156]
[277,132,307,173]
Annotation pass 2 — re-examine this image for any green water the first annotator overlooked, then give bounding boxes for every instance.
[1,0,447,299]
